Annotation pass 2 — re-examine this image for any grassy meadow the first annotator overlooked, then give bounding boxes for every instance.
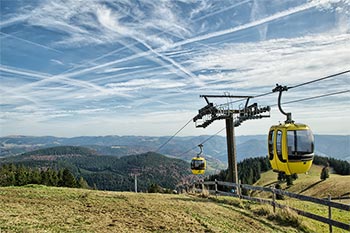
[0,185,312,233]
[0,164,349,232]
[253,164,350,233]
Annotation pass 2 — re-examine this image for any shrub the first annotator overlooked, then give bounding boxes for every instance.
[320,166,330,181]
[253,205,271,216]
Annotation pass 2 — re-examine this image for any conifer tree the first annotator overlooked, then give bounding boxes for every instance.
[61,168,76,188]
[30,168,41,184]
[15,165,28,186]
[46,168,59,186]
[320,165,330,180]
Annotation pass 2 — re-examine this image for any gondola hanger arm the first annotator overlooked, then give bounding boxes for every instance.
[197,144,203,157]
[272,84,293,123]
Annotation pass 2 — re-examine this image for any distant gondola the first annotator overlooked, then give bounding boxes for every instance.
[191,144,206,175]
[268,84,314,175]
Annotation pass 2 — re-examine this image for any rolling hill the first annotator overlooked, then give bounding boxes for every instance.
[254,164,350,199]
[0,146,192,191]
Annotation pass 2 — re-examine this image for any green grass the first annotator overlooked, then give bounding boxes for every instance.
[255,164,350,198]
[1,165,348,232]
[279,198,350,233]
[252,164,350,233]
[0,185,309,233]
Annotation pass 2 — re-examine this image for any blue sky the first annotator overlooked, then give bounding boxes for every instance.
[0,0,349,137]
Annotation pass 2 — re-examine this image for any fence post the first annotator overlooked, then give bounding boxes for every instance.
[272,187,276,214]
[238,179,242,199]
[328,195,332,233]
[215,179,218,198]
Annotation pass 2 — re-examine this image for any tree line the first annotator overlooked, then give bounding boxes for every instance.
[0,164,89,189]
[207,155,349,187]
[207,157,271,185]
[313,155,350,175]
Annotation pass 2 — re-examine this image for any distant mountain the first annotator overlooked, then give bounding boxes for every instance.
[237,139,267,161]
[20,145,99,157]
[313,135,350,161]
[1,134,349,165]
[0,146,192,191]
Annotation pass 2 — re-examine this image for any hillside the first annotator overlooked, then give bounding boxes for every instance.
[1,135,349,164]
[0,185,310,232]
[254,164,350,199]
[0,147,192,191]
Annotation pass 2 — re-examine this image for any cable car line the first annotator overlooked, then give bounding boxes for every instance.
[155,117,193,153]
[270,90,349,107]
[178,127,226,157]
[218,69,350,108]
[288,69,350,90]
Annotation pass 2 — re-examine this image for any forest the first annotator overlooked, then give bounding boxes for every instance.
[0,147,191,191]
[0,163,89,188]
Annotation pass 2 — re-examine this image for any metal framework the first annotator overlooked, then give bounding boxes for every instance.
[193,94,270,187]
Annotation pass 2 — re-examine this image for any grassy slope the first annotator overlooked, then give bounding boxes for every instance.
[0,185,304,233]
[255,164,350,198]
[254,164,350,233]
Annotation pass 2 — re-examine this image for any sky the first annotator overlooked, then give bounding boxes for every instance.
[0,0,349,137]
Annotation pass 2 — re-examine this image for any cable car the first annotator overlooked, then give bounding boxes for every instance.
[268,123,314,175]
[268,85,314,175]
[191,144,206,175]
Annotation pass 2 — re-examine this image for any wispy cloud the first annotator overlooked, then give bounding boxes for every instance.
[50,59,64,66]
[189,34,350,89]
[0,14,29,28]
[1,0,349,136]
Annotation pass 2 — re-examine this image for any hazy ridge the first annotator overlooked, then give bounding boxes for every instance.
[1,135,349,162]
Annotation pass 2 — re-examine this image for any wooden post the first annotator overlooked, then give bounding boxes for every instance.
[238,179,242,199]
[272,187,276,213]
[134,174,137,193]
[215,179,218,198]
[328,195,332,233]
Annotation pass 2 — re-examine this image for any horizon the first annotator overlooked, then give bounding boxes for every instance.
[1,132,349,139]
[1,0,349,137]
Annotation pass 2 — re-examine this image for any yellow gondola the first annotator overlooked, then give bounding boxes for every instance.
[268,84,314,175]
[191,144,206,175]
[268,123,314,175]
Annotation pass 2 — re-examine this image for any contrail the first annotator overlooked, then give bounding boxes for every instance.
[191,0,252,22]
[0,32,62,54]
[132,37,203,86]
[55,2,317,79]
[0,65,121,95]
[171,1,318,48]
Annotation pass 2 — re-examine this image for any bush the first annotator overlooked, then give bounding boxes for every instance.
[320,166,330,180]
[148,183,163,193]
[253,205,271,216]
